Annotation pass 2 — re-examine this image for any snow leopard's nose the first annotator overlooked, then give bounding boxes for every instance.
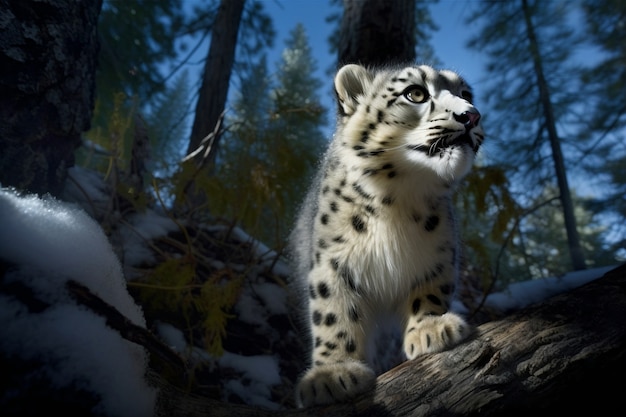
[454,110,481,129]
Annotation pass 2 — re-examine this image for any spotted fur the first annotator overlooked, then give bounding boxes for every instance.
[289,63,484,408]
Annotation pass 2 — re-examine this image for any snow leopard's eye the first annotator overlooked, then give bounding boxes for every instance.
[461,90,473,103]
[403,85,429,104]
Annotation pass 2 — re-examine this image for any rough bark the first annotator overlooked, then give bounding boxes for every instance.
[338,0,416,67]
[186,0,245,166]
[0,0,102,196]
[69,263,626,416]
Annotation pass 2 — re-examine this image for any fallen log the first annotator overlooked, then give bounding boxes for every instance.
[65,264,626,416]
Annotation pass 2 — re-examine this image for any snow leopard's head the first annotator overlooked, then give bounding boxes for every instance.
[334,63,484,183]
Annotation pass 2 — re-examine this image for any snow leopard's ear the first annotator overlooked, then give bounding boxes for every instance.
[334,64,373,116]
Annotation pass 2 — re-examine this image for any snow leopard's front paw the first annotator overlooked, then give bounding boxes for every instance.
[295,360,376,408]
[403,312,471,360]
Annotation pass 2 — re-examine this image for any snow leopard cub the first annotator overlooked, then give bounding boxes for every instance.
[289,63,484,408]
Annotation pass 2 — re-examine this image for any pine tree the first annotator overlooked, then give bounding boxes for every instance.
[579,0,626,254]
[467,0,588,271]
[269,23,327,242]
[210,24,326,248]
[94,0,185,131]
[147,71,191,179]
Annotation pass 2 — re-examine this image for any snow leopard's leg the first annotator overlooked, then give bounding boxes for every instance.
[296,285,375,408]
[402,279,472,359]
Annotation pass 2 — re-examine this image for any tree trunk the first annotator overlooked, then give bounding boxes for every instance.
[67,263,626,416]
[0,0,102,196]
[338,0,416,67]
[186,0,245,167]
[520,0,586,271]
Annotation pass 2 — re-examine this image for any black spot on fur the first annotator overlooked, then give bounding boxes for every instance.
[337,331,347,339]
[309,284,317,299]
[330,201,338,212]
[332,235,345,243]
[315,337,322,347]
[424,215,439,232]
[321,213,329,225]
[382,196,394,205]
[318,239,328,249]
[341,266,357,291]
[318,282,330,298]
[412,212,422,223]
[313,311,322,325]
[325,313,337,326]
[387,171,397,178]
[412,298,421,315]
[353,183,373,200]
[363,168,378,176]
[346,339,356,353]
[427,294,442,305]
[352,215,366,232]
[426,334,431,348]
[330,258,340,271]
[349,306,360,322]
[444,326,453,341]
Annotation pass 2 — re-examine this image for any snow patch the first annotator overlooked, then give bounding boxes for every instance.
[485,265,618,311]
[0,188,157,416]
[117,209,179,268]
[0,188,144,325]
